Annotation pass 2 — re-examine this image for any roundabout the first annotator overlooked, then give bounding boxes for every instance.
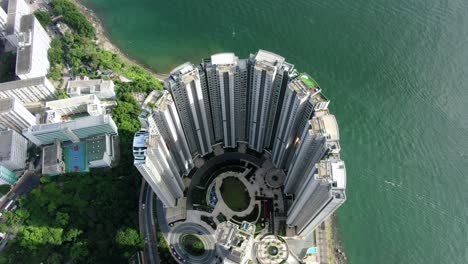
[168,223,217,264]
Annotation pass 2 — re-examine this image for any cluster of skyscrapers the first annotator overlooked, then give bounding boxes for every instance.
[133,50,347,237]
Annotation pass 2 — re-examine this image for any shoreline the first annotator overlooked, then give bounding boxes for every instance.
[70,0,169,81]
[329,214,348,264]
[66,1,348,263]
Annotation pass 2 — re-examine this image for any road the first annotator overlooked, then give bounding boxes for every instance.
[0,171,40,252]
[0,171,40,209]
[139,181,160,264]
[317,222,328,264]
[168,223,217,264]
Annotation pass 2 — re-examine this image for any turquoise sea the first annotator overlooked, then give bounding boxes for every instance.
[81,0,468,263]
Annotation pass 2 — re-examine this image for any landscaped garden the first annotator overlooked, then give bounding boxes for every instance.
[180,234,205,256]
[220,176,251,212]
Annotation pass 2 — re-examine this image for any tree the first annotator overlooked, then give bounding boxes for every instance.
[51,0,95,39]
[64,228,82,242]
[115,227,143,248]
[55,212,69,226]
[34,11,52,27]
[70,241,89,260]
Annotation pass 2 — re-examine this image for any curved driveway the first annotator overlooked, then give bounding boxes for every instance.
[187,152,262,209]
[168,223,217,264]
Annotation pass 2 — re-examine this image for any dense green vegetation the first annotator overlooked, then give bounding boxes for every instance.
[51,0,95,39]
[0,0,166,263]
[33,11,52,27]
[180,234,205,256]
[220,177,251,212]
[0,172,141,263]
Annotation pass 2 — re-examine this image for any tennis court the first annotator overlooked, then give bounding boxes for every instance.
[63,142,88,172]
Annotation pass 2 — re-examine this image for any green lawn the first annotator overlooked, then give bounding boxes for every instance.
[299,73,318,88]
[220,177,250,212]
[181,234,205,256]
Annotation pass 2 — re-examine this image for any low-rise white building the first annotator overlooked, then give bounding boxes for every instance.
[67,78,116,100]
[0,129,28,171]
[0,97,36,133]
[45,94,104,123]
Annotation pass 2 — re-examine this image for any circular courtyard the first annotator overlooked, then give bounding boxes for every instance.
[219,176,250,212]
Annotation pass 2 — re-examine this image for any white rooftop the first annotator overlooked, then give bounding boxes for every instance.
[255,49,285,65]
[45,94,101,110]
[331,159,346,189]
[313,114,339,141]
[211,52,237,65]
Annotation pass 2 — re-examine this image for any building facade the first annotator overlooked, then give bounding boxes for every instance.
[0,77,55,104]
[286,158,346,237]
[151,91,193,176]
[0,3,6,37]
[247,50,293,152]
[166,63,213,157]
[271,78,311,169]
[133,131,185,207]
[284,113,341,195]
[2,0,31,47]
[0,129,28,171]
[204,53,248,148]
[15,14,51,79]
[0,97,36,133]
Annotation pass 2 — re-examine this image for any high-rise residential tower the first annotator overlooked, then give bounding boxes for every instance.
[0,129,28,171]
[248,50,293,152]
[166,63,213,157]
[286,158,346,237]
[271,73,329,169]
[284,113,341,195]
[151,91,193,176]
[15,14,51,79]
[133,130,185,208]
[0,97,36,133]
[204,53,248,148]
